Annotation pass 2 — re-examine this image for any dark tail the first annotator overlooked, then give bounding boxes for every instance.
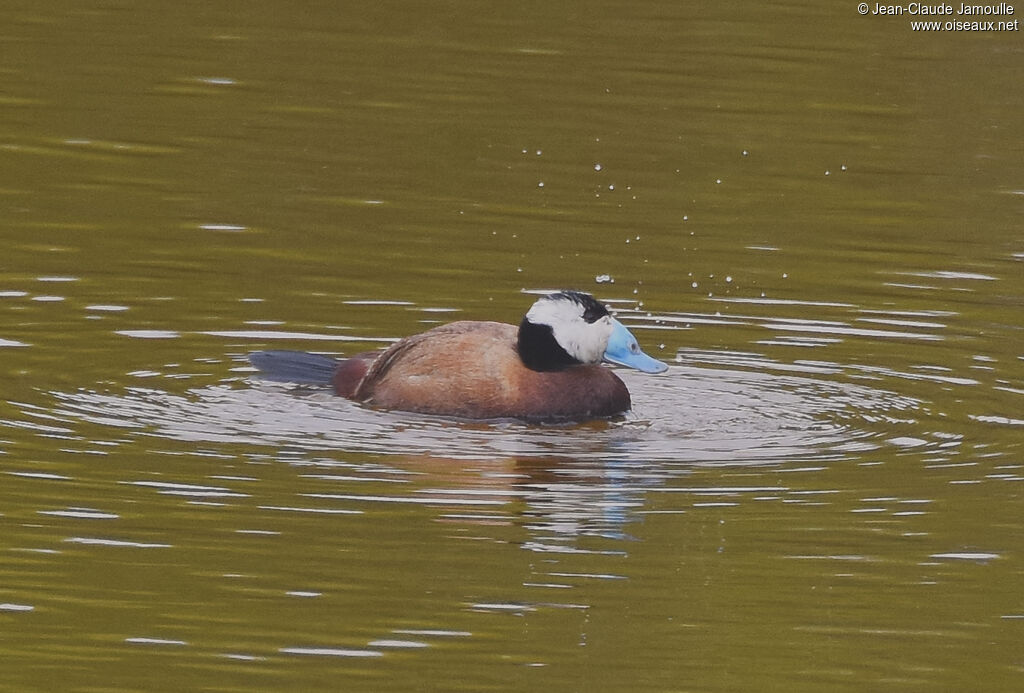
[248,350,337,385]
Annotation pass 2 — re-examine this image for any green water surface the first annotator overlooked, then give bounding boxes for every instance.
[1,1,1021,691]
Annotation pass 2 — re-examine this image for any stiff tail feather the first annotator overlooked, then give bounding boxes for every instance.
[248,350,337,385]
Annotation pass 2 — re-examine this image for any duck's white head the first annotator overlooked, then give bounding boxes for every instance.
[516,291,667,374]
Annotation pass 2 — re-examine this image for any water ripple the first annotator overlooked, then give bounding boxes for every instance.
[39,358,929,465]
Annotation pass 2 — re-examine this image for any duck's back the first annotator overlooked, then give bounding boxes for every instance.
[353,321,629,421]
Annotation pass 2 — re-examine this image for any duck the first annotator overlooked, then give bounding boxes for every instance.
[248,290,667,422]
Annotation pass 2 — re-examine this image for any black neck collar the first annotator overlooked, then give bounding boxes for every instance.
[516,318,580,372]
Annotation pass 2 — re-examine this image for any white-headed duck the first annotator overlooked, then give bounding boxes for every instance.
[249,290,667,422]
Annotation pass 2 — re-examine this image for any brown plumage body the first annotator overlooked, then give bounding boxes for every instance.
[336,321,630,421]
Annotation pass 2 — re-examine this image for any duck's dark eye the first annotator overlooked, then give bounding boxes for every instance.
[577,295,609,323]
[582,305,607,323]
